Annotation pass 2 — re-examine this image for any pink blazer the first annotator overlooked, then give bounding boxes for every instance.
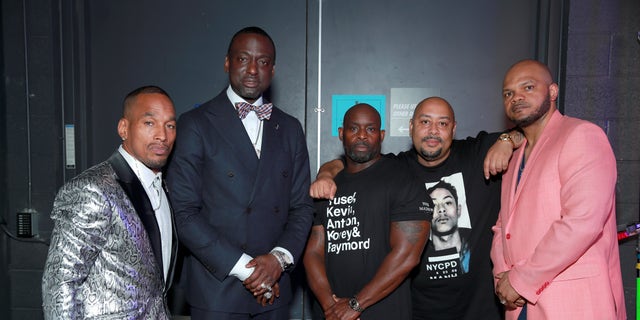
[490,110,626,320]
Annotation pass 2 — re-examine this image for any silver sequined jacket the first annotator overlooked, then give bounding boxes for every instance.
[42,152,177,319]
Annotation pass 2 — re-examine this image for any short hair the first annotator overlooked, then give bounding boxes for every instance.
[342,103,380,127]
[227,26,276,63]
[122,85,172,117]
[427,179,459,206]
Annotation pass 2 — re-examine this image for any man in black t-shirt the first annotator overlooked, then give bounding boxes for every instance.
[311,97,523,320]
[304,103,432,320]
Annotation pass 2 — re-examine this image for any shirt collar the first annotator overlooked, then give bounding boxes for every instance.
[118,145,161,189]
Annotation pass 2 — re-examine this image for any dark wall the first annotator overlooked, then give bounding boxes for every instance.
[85,1,308,165]
[1,0,62,319]
[1,0,637,319]
[564,0,640,317]
[305,0,552,170]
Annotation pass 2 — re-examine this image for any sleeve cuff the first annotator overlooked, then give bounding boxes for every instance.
[229,253,254,281]
[272,246,294,264]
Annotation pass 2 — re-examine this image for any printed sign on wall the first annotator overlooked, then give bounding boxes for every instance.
[389,88,440,136]
[331,95,386,136]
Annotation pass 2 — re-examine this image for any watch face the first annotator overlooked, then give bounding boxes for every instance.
[349,297,362,312]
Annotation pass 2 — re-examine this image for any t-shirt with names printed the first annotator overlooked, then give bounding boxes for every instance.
[313,156,433,320]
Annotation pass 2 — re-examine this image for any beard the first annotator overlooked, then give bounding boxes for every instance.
[345,142,377,163]
[509,95,551,128]
[142,155,169,171]
[418,135,443,161]
[419,147,443,161]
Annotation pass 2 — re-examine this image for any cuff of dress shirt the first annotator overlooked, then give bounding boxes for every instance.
[229,253,254,281]
[272,246,294,265]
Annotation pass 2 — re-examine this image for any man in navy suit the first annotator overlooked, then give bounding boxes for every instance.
[167,26,314,319]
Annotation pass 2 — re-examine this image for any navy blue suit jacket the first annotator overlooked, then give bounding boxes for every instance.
[166,90,313,313]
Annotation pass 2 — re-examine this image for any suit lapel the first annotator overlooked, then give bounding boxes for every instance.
[108,152,165,278]
[204,93,260,173]
[163,181,179,291]
[509,110,563,214]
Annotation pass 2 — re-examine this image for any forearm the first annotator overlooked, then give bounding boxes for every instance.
[304,254,335,310]
[483,129,523,178]
[507,129,525,149]
[303,226,335,310]
[316,158,344,179]
[355,220,428,310]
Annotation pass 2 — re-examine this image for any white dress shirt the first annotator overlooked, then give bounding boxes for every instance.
[119,146,172,281]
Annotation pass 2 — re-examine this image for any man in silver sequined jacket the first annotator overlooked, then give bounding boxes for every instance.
[42,85,178,319]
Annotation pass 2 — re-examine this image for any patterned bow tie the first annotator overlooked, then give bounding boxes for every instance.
[236,102,273,120]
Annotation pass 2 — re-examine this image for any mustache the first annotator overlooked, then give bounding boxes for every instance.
[149,142,170,149]
[511,102,528,110]
[352,141,370,148]
[421,135,443,143]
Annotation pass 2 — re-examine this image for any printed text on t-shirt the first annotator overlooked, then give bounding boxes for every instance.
[326,192,370,254]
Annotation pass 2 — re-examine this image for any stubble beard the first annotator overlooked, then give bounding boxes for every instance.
[510,95,551,128]
[142,158,167,172]
[346,142,377,163]
[417,135,445,161]
[419,147,443,161]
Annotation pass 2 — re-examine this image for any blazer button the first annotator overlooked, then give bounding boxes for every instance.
[246,207,252,214]
[241,244,247,250]
[506,233,511,239]
[281,171,289,177]
[273,206,280,213]
[227,171,234,177]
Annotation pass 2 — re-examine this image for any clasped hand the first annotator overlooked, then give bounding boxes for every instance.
[323,295,360,320]
[243,253,283,306]
[495,271,527,310]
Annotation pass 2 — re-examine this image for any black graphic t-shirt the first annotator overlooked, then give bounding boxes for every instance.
[400,131,504,320]
[313,157,433,320]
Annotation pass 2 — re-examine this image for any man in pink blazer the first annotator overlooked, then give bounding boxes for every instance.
[490,59,626,320]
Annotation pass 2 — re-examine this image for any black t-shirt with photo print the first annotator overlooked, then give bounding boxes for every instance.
[399,131,504,320]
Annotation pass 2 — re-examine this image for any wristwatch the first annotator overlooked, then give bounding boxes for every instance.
[270,249,294,271]
[498,133,515,148]
[348,296,364,312]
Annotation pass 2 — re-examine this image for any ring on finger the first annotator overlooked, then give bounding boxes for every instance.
[264,291,273,299]
[260,283,272,291]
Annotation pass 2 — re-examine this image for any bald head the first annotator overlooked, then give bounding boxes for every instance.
[413,97,455,122]
[502,59,558,130]
[343,103,381,127]
[504,59,554,88]
[340,103,384,170]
